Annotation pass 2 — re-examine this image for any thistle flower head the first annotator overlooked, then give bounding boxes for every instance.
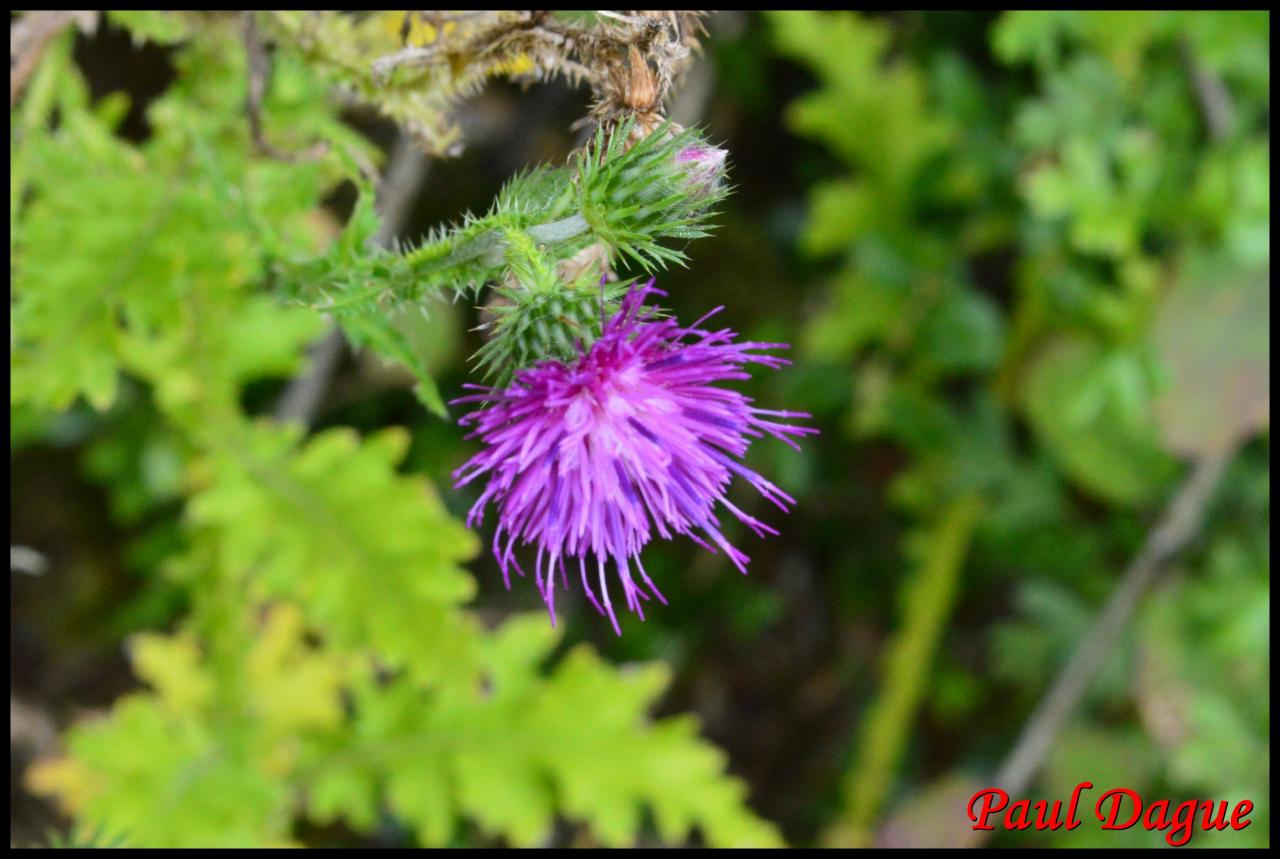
[453,280,814,633]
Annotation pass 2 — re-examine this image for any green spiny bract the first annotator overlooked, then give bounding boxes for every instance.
[472,276,631,386]
[285,118,728,385]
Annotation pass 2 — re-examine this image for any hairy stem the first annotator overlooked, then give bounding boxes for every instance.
[275,133,428,426]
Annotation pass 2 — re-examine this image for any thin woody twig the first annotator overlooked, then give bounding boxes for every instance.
[10,11,97,108]
[242,11,330,163]
[988,447,1234,808]
[1182,40,1235,142]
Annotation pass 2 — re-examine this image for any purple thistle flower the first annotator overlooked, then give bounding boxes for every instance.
[453,280,815,634]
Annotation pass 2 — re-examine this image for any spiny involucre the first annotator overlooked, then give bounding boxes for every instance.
[454,280,815,634]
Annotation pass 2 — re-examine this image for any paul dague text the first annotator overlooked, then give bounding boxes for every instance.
[967,782,1254,847]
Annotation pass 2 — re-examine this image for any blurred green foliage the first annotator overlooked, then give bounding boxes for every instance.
[9,10,1269,849]
[769,9,1267,847]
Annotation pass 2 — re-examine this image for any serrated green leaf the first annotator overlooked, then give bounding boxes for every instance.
[309,619,782,848]
[188,422,480,685]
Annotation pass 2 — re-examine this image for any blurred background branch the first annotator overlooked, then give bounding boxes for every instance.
[10,11,97,107]
[993,446,1234,801]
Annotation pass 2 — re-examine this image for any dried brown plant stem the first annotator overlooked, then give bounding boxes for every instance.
[10,11,97,108]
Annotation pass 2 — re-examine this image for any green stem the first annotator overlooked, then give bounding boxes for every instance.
[526,212,590,244]
[827,492,984,848]
[400,226,506,278]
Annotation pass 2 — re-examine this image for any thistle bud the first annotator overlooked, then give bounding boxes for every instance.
[675,144,728,196]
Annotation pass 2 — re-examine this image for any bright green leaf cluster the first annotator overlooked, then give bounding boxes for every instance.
[10,25,355,423]
[308,616,781,848]
[33,607,781,849]
[187,423,482,688]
